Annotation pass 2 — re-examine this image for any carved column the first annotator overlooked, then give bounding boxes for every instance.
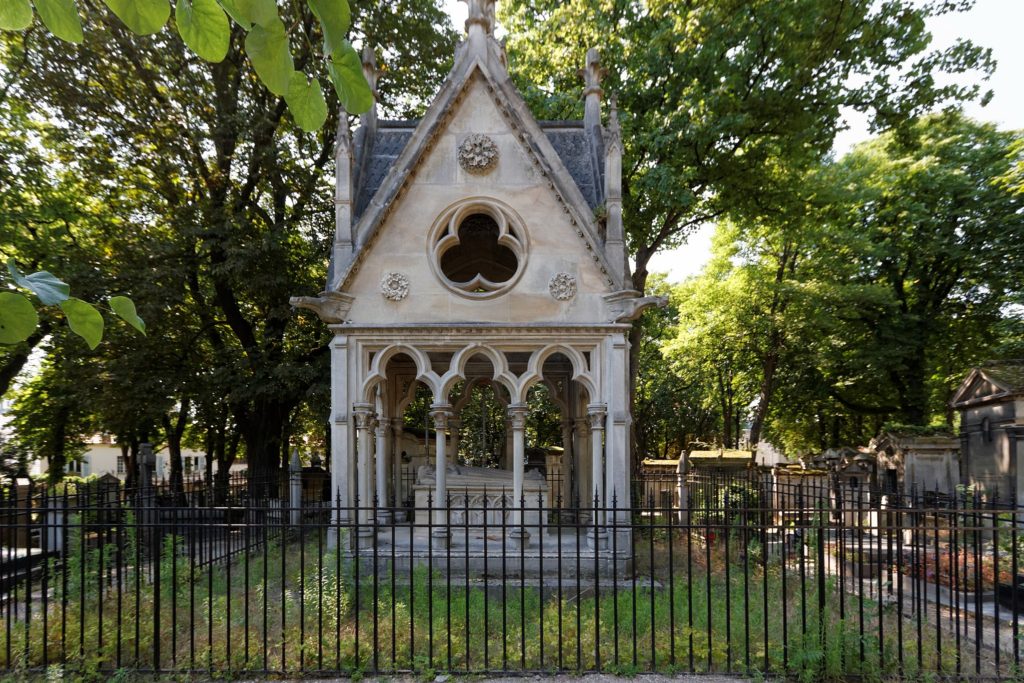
[508,403,530,548]
[375,417,390,523]
[429,404,453,547]
[353,403,376,538]
[588,404,608,549]
[560,419,574,509]
[448,416,463,462]
[574,416,591,522]
[390,417,404,512]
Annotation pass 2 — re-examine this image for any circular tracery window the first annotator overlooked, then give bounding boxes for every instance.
[428,198,528,299]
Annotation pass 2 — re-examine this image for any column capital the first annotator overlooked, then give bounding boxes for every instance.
[429,403,453,429]
[573,416,591,434]
[587,403,607,431]
[374,417,389,437]
[353,402,376,429]
[507,403,529,430]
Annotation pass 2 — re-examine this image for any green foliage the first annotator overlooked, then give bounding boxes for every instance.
[246,17,295,96]
[33,0,83,43]
[107,296,145,334]
[1,257,144,350]
[308,0,350,54]
[661,113,1022,455]
[7,259,70,305]
[328,40,374,116]
[175,0,230,62]
[58,297,103,350]
[102,0,170,35]
[0,533,957,678]
[0,292,38,344]
[0,0,374,129]
[0,2,33,31]
[0,0,456,480]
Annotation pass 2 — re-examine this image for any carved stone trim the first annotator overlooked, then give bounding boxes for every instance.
[458,134,499,174]
[380,272,410,301]
[549,272,578,301]
[289,291,355,324]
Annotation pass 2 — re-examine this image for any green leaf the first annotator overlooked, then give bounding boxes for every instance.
[328,40,373,114]
[307,0,349,54]
[7,258,70,305]
[0,0,32,30]
[59,297,103,349]
[109,295,146,334]
[218,0,276,29]
[284,71,328,132]
[34,0,83,42]
[176,0,229,62]
[245,17,293,96]
[0,292,39,344]
[102,0,169,35]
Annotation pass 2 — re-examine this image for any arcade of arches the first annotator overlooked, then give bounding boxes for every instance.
[330,330,633,548]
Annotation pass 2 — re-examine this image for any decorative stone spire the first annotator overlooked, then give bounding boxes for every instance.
[604,94,628,284]
[463,0,496,36]
[332,110,354,282]
[360,46,379,130]
[581,47,604,136]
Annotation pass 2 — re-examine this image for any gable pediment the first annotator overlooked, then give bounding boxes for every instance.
[951,368,1020,408]
[335,48,621,297]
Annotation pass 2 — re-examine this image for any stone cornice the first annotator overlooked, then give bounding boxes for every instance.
[329,323,629,336]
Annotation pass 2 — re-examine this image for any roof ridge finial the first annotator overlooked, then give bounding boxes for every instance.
[581,47,605,99]
[463,0,496,36]
[361,45,379,100]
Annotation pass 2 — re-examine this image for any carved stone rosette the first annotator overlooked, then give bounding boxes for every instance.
[549,272,578,301]
[380,271,410,301]
[458,134,499,174]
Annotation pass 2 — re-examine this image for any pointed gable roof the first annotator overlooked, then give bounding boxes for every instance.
[333,31,621,293]
[951,361,1024,408]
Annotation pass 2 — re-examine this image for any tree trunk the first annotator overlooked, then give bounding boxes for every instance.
[45,406,69,487]
[241,399,291,498]
[162,397,190,505]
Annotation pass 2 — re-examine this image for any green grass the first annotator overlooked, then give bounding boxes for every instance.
[0,529,983,680]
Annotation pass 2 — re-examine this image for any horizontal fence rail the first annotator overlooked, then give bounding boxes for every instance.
[0,473,1020,679]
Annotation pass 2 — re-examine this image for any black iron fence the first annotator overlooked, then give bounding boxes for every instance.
[1,474,1021,679]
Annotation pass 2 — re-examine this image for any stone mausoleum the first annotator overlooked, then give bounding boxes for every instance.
[951,361,1024,505]
[293,0,660,556]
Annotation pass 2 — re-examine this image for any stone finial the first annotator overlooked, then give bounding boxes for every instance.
[361,46,379,99]
[581,47,605,98]
[581,48,605,172]
[606,94,623,152]
[463,0,496,35]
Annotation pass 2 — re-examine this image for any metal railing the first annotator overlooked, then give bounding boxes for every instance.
[0,475,1019,679]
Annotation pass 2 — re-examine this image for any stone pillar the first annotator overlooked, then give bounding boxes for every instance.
[574,417,591,521]
[448,416,463,462]
[326,333,354,552]
[508,403,530,548]
[503,417,514,470]
[429,404,453,548]
[289,448,302,527]
[560,419,574,508]
[353,403,376,538]
[588,404,607,549]
[375,418,390,523]
[390,418,404,513]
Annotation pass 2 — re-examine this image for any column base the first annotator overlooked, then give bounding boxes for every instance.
[588,527,608,551]
[375,509,393,525]
[430,526,451,550]
[508,527,530,550]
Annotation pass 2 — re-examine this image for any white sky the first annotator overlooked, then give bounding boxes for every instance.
[443,0,1024,283]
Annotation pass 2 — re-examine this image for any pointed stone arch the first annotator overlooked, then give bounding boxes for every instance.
[516,344,597,403]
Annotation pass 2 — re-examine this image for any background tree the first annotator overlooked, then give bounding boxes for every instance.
[1,1,456,486]
[500,0,994,468]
